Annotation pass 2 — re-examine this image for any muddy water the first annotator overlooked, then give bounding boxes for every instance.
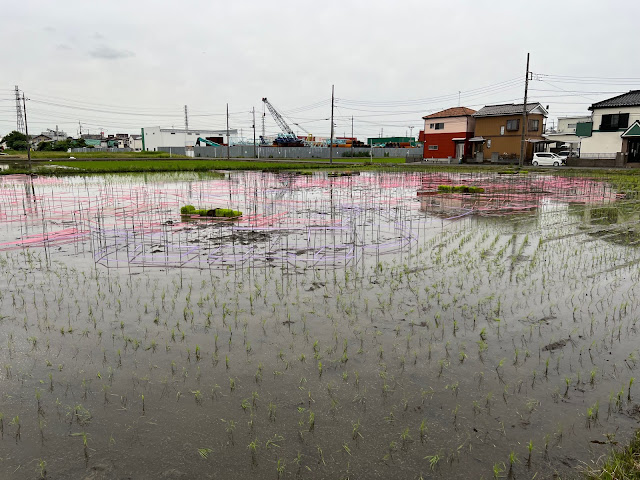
[0,171,639,479]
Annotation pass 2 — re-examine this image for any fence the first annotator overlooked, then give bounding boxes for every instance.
[579,153,617,160]
[71,147,133,153]
[156,146,420,160]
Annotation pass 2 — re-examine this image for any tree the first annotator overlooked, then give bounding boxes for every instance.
[1,131,29,150]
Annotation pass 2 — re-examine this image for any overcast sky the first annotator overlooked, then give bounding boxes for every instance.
[2,0,639,140]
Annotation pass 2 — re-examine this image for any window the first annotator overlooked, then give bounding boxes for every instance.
[428,145,438,150]
[434,122,444,130]
[528,119,539,131]
[500,126,505,135]
[170,132,176,135]
[567,123,576,129]
[506,119,520,131]
[600,113,629,131]
[429,123,434,129]
[487,139,492,148]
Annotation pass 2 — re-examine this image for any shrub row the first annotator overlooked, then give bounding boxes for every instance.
[180,205,242,217]
[437,185,485,193]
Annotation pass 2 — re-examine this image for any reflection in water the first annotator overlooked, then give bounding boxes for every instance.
[0,171,636,270]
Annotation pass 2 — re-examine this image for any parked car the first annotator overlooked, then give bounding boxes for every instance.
[557,150,578,160]
[532,152,564,166]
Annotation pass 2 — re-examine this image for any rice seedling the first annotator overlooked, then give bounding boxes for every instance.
[198,448,212,459]
[36,459,47,479]
[425,453,440,471]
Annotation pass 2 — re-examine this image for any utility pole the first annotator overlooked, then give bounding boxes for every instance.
[15,86,25,134]
[351,116,354,157]
[329,85,334,165]
[226,103,230,161]
[22,93,31,170]
[184,105,189,132]
[252,107,256,158]
[519,53,530,168]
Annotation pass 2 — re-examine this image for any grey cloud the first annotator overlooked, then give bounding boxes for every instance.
[89,45,134,60]
[56,44,72,51]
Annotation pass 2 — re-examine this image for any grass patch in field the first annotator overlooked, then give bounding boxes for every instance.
[1,149,183,159]
[585,430,640,479]
[2,159,365,174]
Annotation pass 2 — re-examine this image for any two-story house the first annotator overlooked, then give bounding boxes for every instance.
[471,103,548,162]
[578,91,640,165]
[421,107,476,160]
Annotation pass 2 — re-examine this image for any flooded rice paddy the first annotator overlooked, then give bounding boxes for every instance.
[1,170,640,479]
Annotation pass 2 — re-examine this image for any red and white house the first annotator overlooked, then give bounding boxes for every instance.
[422,107,476,160]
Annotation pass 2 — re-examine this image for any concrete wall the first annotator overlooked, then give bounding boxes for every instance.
[566,153,626,168]
[181,146,421,159]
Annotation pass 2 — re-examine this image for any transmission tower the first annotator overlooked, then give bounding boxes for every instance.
[184,105,189,132]
[15,86,25,134]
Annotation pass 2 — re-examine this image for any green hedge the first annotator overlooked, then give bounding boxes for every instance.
[181,205,242,217]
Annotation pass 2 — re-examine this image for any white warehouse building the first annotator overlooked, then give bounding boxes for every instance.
[142,127,240,152]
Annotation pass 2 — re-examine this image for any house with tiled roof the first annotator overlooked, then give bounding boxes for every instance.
[421,107,476,161]
[471,103,547,162]
[578,90,640,165]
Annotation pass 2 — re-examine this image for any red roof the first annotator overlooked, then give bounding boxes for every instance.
[422,107,476,120]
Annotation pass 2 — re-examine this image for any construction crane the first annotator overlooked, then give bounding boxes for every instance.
[293,122,313,141]
[261,97,305,147]
[196,137,222,147]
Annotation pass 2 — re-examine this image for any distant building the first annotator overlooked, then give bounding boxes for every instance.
[578,90,640,164]
[544,115,591,153]
[30,134,54,147]
[130,135,143,151]
[142,127,240,151]
[84,138,102,147]
[557,116,591,134]
[472,103,548,162]
[40,128,68,142]
[421,107,476,160]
